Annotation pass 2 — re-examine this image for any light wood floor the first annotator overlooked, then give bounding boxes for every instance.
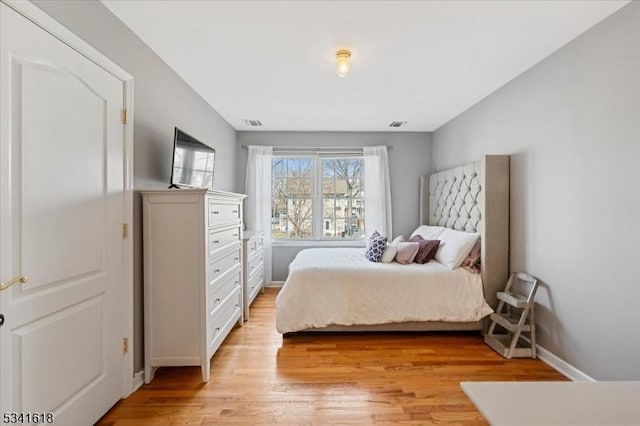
[97,287,566,425]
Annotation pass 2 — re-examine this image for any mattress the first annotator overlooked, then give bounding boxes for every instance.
[275,248,493,333]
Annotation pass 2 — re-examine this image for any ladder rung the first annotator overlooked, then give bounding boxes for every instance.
[497,291,529,308]
[490,313,531,332]
[484,334,533,358]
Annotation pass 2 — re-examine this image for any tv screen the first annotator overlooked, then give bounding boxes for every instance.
[170,128,215,189]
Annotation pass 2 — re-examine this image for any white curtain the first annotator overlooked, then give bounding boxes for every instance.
[245,145,273,284]
[364,146,392,238]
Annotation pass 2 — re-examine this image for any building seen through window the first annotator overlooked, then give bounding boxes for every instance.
[271,157,364,240]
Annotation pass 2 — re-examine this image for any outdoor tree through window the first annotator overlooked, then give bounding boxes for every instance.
[272,156,365,240]
[322,159,364,239]
[272,158,313,239]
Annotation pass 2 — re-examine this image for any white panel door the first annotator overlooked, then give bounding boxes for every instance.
[0,4,125,425]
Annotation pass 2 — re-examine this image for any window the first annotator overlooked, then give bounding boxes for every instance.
[272,156,365,240]
[322,159,364,239]
[272,158,313,239]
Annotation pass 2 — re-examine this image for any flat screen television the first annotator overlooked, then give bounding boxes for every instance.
[170,127,215,189]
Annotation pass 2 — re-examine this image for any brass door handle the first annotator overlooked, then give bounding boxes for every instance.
[0,276,28,291]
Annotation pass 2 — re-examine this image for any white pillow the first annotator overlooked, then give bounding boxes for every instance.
[434,228,480,270]
[381,235,404,263]
[410,225,445,240]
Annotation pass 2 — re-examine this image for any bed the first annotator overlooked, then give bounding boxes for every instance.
[275,155,509,334]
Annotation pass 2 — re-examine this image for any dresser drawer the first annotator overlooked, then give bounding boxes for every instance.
[208,199,240,228]
[209,287,241,346]
[248,265,264,301]
[245,232,264,255]
[209,267,241,314]
[249,233,264,254]
[209,245,241,281]
[248,251,264,276]
[208,226,241,258]
[246,238,257,257]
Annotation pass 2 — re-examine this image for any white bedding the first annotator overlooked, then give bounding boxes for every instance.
[275,248,493,333]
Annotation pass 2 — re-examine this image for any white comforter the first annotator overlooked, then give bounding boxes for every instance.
[275,248,492,333]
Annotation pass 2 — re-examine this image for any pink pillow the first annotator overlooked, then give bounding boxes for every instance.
[395,242,420,264]
[408,235,441,264]
[460,241,481,273]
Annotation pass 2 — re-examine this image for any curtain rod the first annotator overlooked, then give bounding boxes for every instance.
[240,145,393,151]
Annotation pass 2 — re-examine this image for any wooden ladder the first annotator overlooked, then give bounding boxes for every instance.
[484,272,539,359]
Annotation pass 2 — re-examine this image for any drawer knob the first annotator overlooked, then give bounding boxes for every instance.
[234,257,239,261]
[232,210,238,213]
[213,240,220,244]
[232,233,238,237]
[214,269,220,273]
[213,211,219,214]
[215,327,220,331]
[215,298,221,303]
[0,275,28,291]
[234,281,239,285]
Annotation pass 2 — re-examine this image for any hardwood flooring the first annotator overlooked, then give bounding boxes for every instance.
[97,287,566,425]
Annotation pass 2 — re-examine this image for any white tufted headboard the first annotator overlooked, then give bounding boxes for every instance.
[429,161,483,232]
[420,155,509,309]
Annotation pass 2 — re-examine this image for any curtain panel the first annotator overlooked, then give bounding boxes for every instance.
[363,146,392,238]
[245,145,273,284]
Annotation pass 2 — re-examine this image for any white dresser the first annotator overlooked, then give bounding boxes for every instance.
[141,189,246,383]
[242,230,265,320]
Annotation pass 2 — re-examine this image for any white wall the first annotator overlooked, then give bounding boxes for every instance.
[432,2,640,380]
[237,132,432,281]
[33,0,238,372]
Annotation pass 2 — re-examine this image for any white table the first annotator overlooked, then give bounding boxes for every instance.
[461,381,640,425]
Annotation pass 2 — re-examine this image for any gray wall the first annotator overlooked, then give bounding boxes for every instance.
[237,132,432,281]
[33,0,237,372]
[432,2,640,380]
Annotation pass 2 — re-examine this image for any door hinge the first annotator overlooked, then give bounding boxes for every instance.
[122,337,128,354]
[122,108,128,124]
[122,223,128,239]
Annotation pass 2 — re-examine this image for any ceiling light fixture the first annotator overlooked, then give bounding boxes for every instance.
[335,49,351,78]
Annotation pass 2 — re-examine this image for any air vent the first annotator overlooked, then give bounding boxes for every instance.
[243,119,263,127]
[388,121,407,128]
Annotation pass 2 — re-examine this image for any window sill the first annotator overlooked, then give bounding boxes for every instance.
[271,240,366,248]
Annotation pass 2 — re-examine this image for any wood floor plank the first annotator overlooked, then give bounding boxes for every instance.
[97,287,566,425]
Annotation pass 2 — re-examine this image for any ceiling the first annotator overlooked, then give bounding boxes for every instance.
[102,0,628,132]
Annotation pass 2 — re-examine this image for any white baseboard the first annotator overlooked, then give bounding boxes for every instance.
[132,370,145,392]
[266,281,284,287]
[536,344,595,382]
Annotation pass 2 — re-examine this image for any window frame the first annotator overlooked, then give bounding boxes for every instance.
[271,154,366,245]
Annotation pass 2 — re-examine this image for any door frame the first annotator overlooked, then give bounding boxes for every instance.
[1,0,135,397]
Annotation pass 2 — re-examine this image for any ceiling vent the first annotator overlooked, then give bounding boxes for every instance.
[243,119,263,127]
[388,121,407,128]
